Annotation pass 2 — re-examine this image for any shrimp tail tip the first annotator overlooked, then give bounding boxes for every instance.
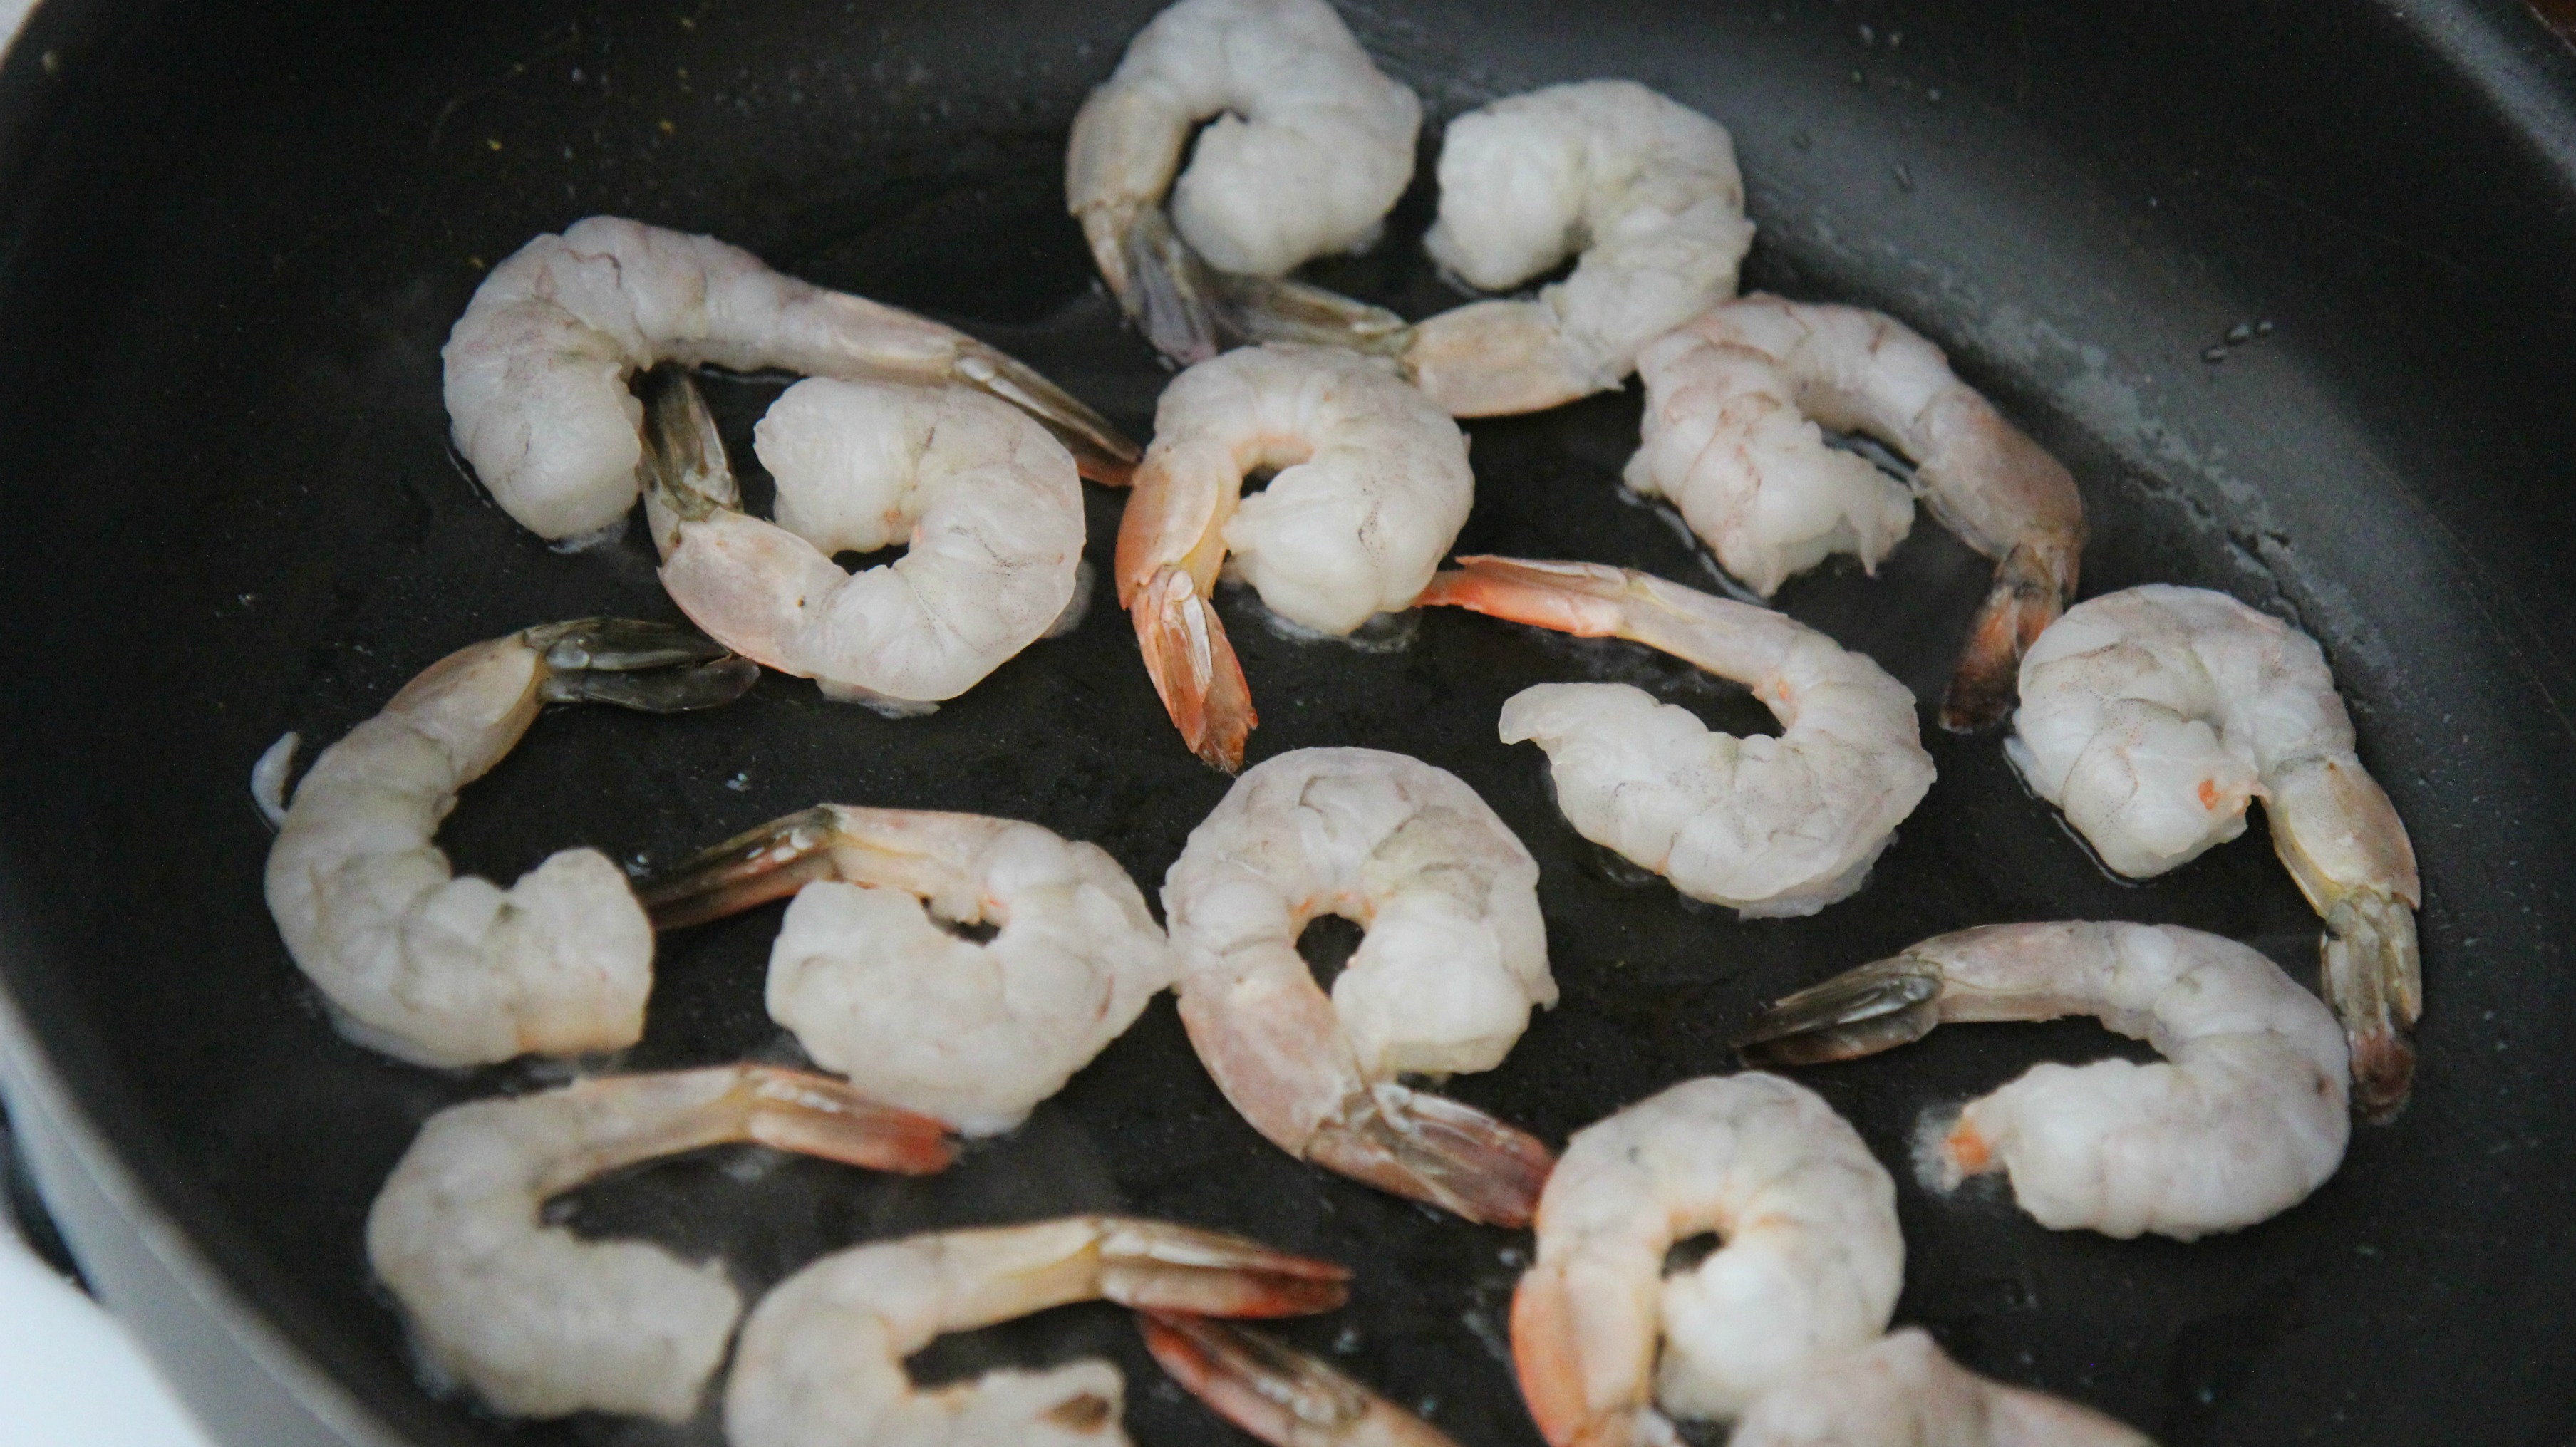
[736,1067,959,1175]
[1733,957,1946,1065]
[2325,890,2420,1122]
[636,805,846,930]
[1095,1218,1350,1318]
[1132,569,1256,772]
[522,616,762,714]
[1119,208,1224,366]
[1938,541,2074,732]
[1315,1086,1554,1227]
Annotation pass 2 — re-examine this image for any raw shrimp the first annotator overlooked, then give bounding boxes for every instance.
[1625,295,2087,730]
[1140,1312,1459,1447]
[365,1066,955,1423]
[1066,0,1421,361]
[2008,584,2421,1119]
[1417,557,1935,917]
[1737,922,2349,1240]
[639,804,1174,1136]
[1162,747,1557,1225]
[723,1217,1348,1447]
[1115,344,1473,770]
[443,215,1135,541]
[258,618,755,1067]
[640,364,1087,710]
[1728,1329,2154,1447]
[1511,1074,1903,1446]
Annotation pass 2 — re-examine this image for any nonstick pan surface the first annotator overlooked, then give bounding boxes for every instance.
[1,1,2574,1444]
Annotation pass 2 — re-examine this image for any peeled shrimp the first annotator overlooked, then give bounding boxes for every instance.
[2009,584,2421,1118]
[1729,1329,2153,1447]
[1140,1312,1459,1447]
[1511,1074,1903,1446]
[1418,557,1935,917]
[1067,0,1421,361]
[443,215,1134,541]
[365,1066,954,1422]
[1115,344,1473,770]
[1625,295,2087,730]
[1738,922,2349,1240]
[1162,747,1557,1225]
[257,619,755,1067]
[723,1217,1348,1447]
[640,804,1173,1136]
[640,365,1087,710]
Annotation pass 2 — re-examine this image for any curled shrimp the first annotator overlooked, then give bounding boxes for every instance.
[1511,1074,1903,1446]
[1625,295,2088,730]
[1729,1329,2153,1447]
[640,364,1087,711]
[1738,922,2350,1240]
[2008,584,2421,1119]
[1162,747,1558,1225]
[639,804,1174,1137]
[1141,1312,1459,1447]
[363,1066,955,1422]
[257,618,755,1067]
[1066,0,1421,362]
[723,1217,1349,1447]
[443,215,1135,541]
[1418,557,1935,918]
[1115,344,1473,770]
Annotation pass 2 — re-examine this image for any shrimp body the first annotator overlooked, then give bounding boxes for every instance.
[259,619,755,1067]
[1740,922,2349,1239]
[1068,0,1419,313]
[1729,1329,2153,1447]
[642,806,1174,1136]
[1404,81,1754,417]
[1116,345,1474,769]
[723,1217,1349,1447]
[443,216,1134,540]
[1420,557,1934,917]
[644,369,1086,708]
[365,1067,954,1422]
[1626,297,2085,730]
[2009,585,2421,1117]
[1511,1074,1903,1446]
[1163,747,1557,1224]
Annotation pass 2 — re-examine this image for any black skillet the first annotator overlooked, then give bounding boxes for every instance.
[2,0,2573,1443]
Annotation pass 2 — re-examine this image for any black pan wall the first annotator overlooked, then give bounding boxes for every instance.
[1,1,2572,1443]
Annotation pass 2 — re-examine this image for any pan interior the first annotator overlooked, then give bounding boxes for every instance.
[0,1,2572,1446]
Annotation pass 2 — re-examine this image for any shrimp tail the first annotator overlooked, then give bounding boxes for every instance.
[951,339,1141,487]
[730,1066,958,1174]
[636,805,849,930]
[1118,207,1412,371]
[1309,1084,1554,1228]
[1938,539,2077,732]
[519,616,761,712]
[1120,207,1226,367]
[2322,890,2420,1122]
[1140,1312,1459,1447]
[1092,1218,1352,1318]
[1731,956,1947,1065]
[1133,566,1258,772]
[1415,556,1638,639]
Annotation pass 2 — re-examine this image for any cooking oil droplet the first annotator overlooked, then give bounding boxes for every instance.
[2200,346,2228,364]
[1893,163,1915,192]
[2225,321,2254,345]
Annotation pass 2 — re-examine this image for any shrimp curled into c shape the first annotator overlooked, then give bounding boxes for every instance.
[1418,557,1936,918]
[723,1216,1350,1447]
[257,618,755,1067]
[443,214,1135,541]
[1625,294,2088,730]
[1511,1073,1904,1447]
[641,804,1174,1137]
[1162,747,1558,1225]
[1727,1329,2154,1447]
[2008,584,2421,1119]
[641,365,1089,711]
[363,1066,955,1423]
[1116,344,1474,771]
[1066,0,1422,362]
[1738,921,2351,1240]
